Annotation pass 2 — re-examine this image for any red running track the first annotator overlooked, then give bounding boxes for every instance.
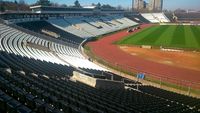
[88,24,200,85]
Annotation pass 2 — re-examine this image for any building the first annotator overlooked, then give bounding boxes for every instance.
[29,5,125,16]
[133,0,162,12]
[133,0,144,10]
[148,0,163,11]
[154,0,163,11]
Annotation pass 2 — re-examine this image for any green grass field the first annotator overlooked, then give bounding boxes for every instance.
[117,25,200,49]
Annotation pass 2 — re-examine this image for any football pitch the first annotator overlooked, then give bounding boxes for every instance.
[117,25,200,49]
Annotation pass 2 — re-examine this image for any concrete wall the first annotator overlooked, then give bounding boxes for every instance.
[96,79,124,89]
[72,71,124,89]
[72,71,96,87]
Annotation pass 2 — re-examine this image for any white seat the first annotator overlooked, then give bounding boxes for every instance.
[47,15,138,39]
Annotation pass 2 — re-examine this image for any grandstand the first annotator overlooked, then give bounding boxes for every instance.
[165,12,200,22]
[141,13,170,23]
[127,13,150,23]
[16,20,84,44]
[0,23,108,72]
[0,2,200,113]
[47,16,137,38]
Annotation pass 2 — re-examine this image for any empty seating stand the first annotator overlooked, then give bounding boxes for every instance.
[141,13,170,23]
[16,21,84,44]
[47,15,138,39]
[0,51,73,77]
[0,15,199,113]
[0,23,107,72]
[130,14,150,23]
[139,85,200,110]
[0,67,199,113]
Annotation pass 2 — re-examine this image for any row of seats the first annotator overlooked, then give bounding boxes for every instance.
[57,54,106,71]
[130,14,150,23]
[0,51,73,77]
[0,40,135,81]
[16,20,84,45]
[0,68,199,113]
[137,85,200,110]
[164,13,174,22]
[141,13,170,23]
[0,89,32,113]
[1,15,200,113]
[0,23,67,65]
[48,15,138,38]
[0,23,108,71]
[49,18,93,38]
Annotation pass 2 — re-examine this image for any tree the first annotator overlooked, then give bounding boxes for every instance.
[74,0,81,8]
[101,4,115,9]
[14,0,18,4]
[61,4,67,7]
[117,5,122,10]
[0,0,29,11]
[51,2,59,7]
[162,9,168,13]
[37,0,50,6]
[96,2,101,9]
[174,8,186,13]
[91,3,96,6]
[19,0,25,5]
[0,5,6,12]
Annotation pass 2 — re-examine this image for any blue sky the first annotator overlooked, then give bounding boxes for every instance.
[4,0,200,10]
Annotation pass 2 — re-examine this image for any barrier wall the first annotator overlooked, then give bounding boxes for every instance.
[72,71,124,89]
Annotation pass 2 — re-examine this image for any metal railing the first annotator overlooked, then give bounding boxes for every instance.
[87,51,200,96]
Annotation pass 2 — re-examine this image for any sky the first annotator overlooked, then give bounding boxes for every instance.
[4,0,200,11]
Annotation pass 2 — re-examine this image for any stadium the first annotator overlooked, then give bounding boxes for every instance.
[0,0,200,112]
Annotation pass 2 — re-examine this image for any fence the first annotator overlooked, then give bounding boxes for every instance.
[86,50,200,96]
